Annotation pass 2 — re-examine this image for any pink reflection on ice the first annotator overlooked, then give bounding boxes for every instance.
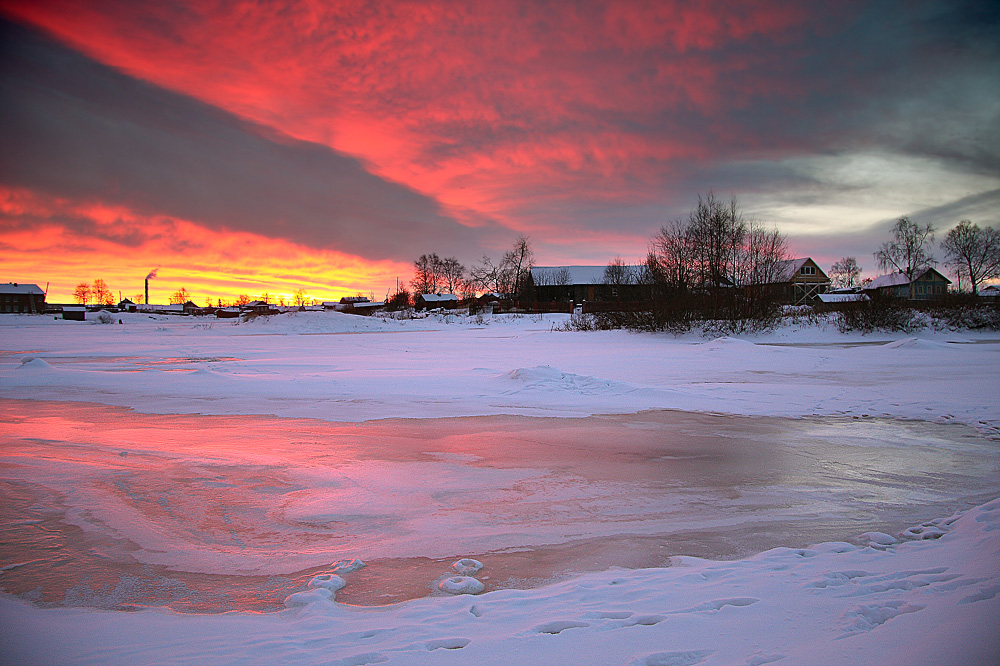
[1,399,998,611]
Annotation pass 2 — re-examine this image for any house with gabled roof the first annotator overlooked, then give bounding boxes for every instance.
[1,282,46,313]
[757,258,830,305]
[866,268,950,300]
[415,293,459,311]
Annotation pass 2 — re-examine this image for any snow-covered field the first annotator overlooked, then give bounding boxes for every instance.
[1,310,998,665]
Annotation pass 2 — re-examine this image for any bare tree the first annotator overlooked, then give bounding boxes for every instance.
[73,282,91,305]
[650,218,695,291]
[438,257,466,294]
[469,254,507,294]
[603,257,637,295]
[502,235,534,297]
[91,278,113,306]
[829,257,862,288]
[874,216,935,300]
[469,236,534,297]
[169,287,191,305]
[736,222,789,287]
[411,253,441,295]
[687,192,745,291]
[293,288,308,306]
[235,294,251,307]
[941,220,1000,295]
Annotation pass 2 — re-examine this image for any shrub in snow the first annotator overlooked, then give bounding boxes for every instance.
[835,293,923,333]
[925,293,1000,330]
[97,312,114,324]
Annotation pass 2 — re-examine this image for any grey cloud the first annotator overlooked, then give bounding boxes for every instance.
[0,18,495,263]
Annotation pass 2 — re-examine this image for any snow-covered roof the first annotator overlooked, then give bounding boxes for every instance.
[1,282,44,295]
[772,258,813,283]
[867,272,912,289]
[351,300,386,308]
[817,293,868,303]
[531,265,643,285]
[420,293,459,302]
[867,268,951,290]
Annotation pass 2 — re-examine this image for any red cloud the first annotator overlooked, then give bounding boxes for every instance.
[2,0,853,247]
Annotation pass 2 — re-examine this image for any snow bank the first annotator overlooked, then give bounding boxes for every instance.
[2,500,997,665]
[4,311,996,430]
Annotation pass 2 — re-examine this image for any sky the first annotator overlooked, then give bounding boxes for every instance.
[1,0,998,304]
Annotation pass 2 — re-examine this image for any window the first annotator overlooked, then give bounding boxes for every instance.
[801,266,816,275]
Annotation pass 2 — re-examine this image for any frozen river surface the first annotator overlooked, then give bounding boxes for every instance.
[2,399,997,611]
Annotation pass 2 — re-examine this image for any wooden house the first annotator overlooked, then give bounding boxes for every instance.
[1,283,46,313]
[759,258,830,305]
[866,268,950,300]
[415,293,459,311]
[241,300,276,315]
[528,266,646,305]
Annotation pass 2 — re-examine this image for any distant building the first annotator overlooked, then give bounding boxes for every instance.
[62,305,86,321]
[241,300,276,315]
[348,300,386,315]
[1,282,46,313]
[528,265,646,304]
[415,293,459,310]
[866,268,951,300]
[322,296,374,312]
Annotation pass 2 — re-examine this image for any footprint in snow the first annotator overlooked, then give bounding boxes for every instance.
[673,597,760,613]
[628,650,714,666]
[426,638,471,651]
[958,583,1000,605]
[839,601,924,635]
[331,653,388,666]
[534,620,590,635]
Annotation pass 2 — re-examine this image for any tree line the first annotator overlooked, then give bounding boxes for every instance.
[821,217,1000,299]
[393,235,535,308]
[71,281,318,308]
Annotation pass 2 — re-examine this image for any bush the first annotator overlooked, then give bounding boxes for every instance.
[835,292,922,333]
[552,312,600,331]
[925,293,1000,330]
[386,289,411,312]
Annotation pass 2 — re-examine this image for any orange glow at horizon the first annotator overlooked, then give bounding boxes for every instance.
[0,188,410,305]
